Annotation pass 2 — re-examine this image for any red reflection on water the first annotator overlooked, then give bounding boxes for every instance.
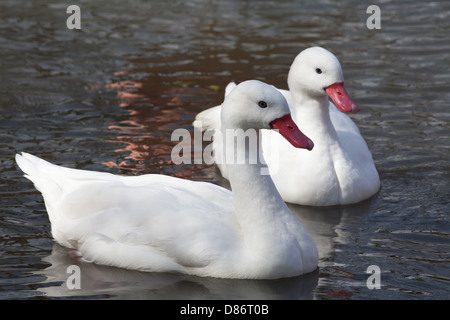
[327,289,353,300]
[100,70,220,181]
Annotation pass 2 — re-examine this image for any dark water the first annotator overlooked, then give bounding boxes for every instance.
[0,0,449,300]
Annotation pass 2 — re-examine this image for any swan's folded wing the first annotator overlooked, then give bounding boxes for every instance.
[193,105,221,131]
[192,81,238,131]
[73,178,239,273]
[16,153,239,272]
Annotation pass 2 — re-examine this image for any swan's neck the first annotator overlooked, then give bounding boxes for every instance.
[219,124,317,276]
[221,126,292,228]
[290,90,336,139]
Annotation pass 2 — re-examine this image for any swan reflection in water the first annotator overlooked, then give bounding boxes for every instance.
[35,244,318,299]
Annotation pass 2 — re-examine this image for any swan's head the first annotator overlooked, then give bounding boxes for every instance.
[221,80,313,150]
[288,47,360,113]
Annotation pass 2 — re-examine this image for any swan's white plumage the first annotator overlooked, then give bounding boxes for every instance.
[194,47,380,206]
[16,80,318,279]
[16,152,236,273]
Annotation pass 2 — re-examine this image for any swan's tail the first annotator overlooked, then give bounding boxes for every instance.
[16,152,57,190]
[16,152,114,207]
[16,152,69,206]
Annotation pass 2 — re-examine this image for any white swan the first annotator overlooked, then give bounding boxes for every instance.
[194,47,380,206]
[16,80,318,279]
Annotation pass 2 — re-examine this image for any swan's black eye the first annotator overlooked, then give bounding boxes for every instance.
[315,68,322,74]
[258,101,268,108]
